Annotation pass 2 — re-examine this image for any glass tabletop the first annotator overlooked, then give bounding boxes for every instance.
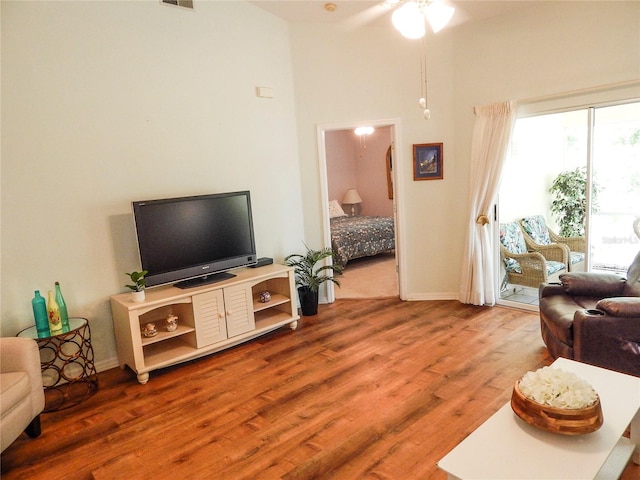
[17,317,87,339]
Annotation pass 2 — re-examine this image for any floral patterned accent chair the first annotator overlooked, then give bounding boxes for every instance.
[499,222,567,289]
[520,215,585,272]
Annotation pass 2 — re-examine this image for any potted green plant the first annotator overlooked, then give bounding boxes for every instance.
[549,167,598,237]
[125,270,148,303]
[285,245,342,316]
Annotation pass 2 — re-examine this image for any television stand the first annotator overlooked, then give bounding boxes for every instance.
[174,271,236,289]
[110,264,299,384]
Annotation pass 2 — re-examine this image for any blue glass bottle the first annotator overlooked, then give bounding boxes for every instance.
[32,290,50,338]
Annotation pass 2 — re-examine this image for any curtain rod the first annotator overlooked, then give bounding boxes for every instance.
[518,79,640,105]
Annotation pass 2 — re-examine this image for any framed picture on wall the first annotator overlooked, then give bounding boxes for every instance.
[413,143,443,181]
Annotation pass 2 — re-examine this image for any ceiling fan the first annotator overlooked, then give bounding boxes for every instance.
[383,0,456,38]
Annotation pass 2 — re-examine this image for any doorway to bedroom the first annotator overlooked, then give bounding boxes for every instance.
[319,121,400,300]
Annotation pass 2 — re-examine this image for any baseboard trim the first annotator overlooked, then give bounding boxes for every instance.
[95,357,120,373]
[405,292,460,301]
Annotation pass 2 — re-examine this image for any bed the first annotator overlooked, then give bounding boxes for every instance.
[330,214,395,266]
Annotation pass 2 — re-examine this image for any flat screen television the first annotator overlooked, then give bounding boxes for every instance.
[132,191,257,289]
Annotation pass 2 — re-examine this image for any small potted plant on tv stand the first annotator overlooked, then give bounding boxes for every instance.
[285,245,342,316]
[125,270,148,303]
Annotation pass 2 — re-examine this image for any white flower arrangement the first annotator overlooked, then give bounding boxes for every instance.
[518,366,598,409]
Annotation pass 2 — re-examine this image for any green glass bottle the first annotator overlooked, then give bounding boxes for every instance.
[32,290,50,338]
[55,281,70,332]
[47,290,63,335]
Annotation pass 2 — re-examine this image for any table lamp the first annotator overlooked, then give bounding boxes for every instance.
[342,189,362,216]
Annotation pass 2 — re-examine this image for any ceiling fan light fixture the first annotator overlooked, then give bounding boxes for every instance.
[391,2,426,39]
[354,126,374,136]
[391,1,455,38]
[424,2,455,33]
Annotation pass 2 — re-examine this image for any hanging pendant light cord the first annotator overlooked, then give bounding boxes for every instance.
[420,34,430,119]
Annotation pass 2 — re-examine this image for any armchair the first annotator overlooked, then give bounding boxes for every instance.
[520,215,586,271]
[1,337,45,452]
[539,249,640,377]
[499,222,567,289]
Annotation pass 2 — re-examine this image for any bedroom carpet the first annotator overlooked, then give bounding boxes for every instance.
[335,252,398,299]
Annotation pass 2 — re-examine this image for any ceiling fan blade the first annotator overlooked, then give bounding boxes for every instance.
[340,3,394,30]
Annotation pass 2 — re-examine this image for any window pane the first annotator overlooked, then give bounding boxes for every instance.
[499,110,588,304]
[590,102,640,272]
[501,110,588,227]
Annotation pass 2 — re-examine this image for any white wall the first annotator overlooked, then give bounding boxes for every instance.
[290,23,456,299]
[325,130,357,205]
[1,0,304,369]
[355,127,393,217]
[452,1,640,229]
[290,1,640,300]
[2,1,639,369]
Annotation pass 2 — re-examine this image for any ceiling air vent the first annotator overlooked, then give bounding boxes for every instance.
[161,0,194,9]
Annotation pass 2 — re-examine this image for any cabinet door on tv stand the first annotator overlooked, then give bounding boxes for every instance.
[224,284,255,337]
[193,290,228,347]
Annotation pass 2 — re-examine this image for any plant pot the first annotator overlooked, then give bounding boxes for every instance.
[131,290,146,303]
[298,287,318,316]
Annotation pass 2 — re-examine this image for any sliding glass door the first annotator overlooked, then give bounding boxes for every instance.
[498,100,640,306]
[590,102,640,272]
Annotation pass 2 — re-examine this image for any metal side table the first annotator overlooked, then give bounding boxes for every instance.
[17,317,98,412]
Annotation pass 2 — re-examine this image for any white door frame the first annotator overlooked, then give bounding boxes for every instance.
[316,118,406,302]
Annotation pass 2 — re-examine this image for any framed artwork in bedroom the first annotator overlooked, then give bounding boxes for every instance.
[413,143,443,181]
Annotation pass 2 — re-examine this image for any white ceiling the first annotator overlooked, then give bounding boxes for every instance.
[248,1,538,30]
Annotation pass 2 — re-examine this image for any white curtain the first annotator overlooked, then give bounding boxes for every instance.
[459,101,518,305]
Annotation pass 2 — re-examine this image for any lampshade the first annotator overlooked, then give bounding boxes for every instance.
[391,1,455,38]
[342,189,363,205]
[424,1,455,33]
[342,189,362,216]
[391,2,425,39]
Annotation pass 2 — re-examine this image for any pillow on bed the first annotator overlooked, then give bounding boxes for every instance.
[328,200,346,218]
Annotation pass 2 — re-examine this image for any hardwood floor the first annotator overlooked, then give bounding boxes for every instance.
[2,299,637,479]
[335,253,398,299]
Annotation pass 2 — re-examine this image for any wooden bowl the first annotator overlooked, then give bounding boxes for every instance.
[510,381,603,435]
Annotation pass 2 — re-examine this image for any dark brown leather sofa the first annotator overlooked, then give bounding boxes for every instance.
[539,250,640,377]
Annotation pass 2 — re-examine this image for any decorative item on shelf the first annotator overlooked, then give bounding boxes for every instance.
[510,366,603,435]
[285,244,342,316]
[259,291,271,303]
[125,270,148,303]
[54,281,70,332]
[165,315,178,332]
[46,290,63,335]
[142,323,157,338]
[32,290,50,338]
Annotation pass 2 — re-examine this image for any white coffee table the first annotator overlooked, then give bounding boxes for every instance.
[437,358,640,480]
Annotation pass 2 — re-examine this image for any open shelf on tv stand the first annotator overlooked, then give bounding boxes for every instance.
[110,263,300,384]
[174,271,236,289]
